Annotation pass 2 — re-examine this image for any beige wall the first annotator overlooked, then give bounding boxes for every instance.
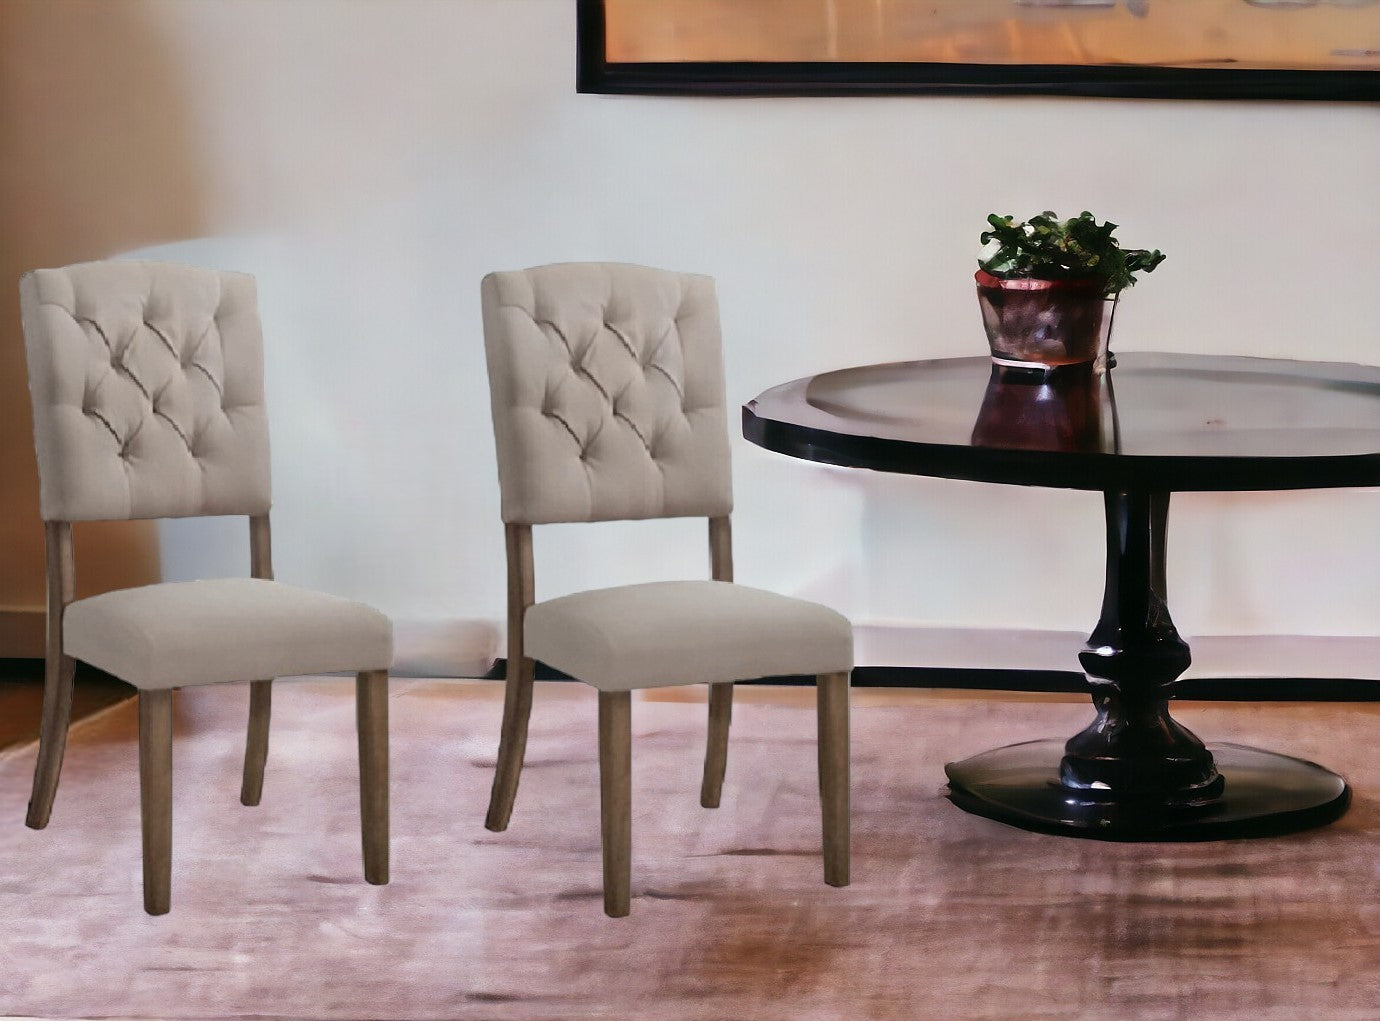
[3,0,1378,668]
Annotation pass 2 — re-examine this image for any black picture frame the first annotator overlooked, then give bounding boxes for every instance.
[577,0,1380,102]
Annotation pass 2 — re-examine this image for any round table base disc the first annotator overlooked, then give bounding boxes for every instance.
[944,740,1350,841]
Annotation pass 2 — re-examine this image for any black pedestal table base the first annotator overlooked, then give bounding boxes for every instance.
[944,489,1352,841]
[945,739,1350,840]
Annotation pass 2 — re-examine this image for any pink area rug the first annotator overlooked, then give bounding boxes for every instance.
[0,680,1376,1020]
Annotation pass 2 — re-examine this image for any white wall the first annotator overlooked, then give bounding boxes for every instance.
[126,0,1380,672]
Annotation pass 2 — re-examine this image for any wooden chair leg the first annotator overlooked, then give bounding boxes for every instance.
[485,656,535,832]
[26,653,76,829]
[817,671,851,888]
[138,689,174,916]
[700,681,733,808]
[356,670,389,886]
[598,690,632,918]
[240,679,272,806]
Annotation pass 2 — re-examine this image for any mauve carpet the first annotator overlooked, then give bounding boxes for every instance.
[0,680,1376,1021]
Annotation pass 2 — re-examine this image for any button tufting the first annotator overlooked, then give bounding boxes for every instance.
[25,263,274,521]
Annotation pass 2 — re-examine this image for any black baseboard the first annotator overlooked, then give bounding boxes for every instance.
[6,656,1373,703]
[486,659,1380,702]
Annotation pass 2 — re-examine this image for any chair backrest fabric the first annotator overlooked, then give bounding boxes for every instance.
[20,260,272,522]
[481,263,733,525]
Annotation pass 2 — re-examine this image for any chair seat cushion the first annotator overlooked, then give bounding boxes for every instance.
[524,580,852,692]
[64,578,392,689]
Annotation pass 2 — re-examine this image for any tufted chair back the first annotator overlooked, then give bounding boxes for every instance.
[481,263,734,524]
[20,260,272,522]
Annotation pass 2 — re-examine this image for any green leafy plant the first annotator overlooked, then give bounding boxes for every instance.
[979,211,1165,294]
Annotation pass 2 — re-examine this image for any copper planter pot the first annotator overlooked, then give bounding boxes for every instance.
[976,269,1118,370]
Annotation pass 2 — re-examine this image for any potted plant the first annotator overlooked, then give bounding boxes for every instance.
[976,210,1165,370]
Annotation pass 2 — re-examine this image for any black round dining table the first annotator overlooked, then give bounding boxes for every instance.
[743,352,1380,839]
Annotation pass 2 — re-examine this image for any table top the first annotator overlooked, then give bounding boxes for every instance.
[742,352,1380,492]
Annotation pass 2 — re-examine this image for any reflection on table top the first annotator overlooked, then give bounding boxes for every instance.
[742,352,1380,493]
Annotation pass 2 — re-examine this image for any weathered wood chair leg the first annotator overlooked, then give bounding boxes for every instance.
[817,671,851,888]
[598,690,632,918]
[356,670,389,886]
[26,653,76,829]
[700,681,733,808]
[138,689,174,916]
[485,656,535,832]
[240,679,272,806]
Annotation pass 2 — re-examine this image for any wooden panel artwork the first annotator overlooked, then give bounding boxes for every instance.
[581,0,1380,99]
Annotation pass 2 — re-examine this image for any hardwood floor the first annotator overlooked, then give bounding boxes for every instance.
[0,658,132,752]
[0,678,1375,1019]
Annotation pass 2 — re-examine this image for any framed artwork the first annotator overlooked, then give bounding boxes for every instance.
[577,0,1380,101]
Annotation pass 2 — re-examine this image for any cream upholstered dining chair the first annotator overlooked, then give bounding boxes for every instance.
[18,260,392,915]
[480,262,853,917]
